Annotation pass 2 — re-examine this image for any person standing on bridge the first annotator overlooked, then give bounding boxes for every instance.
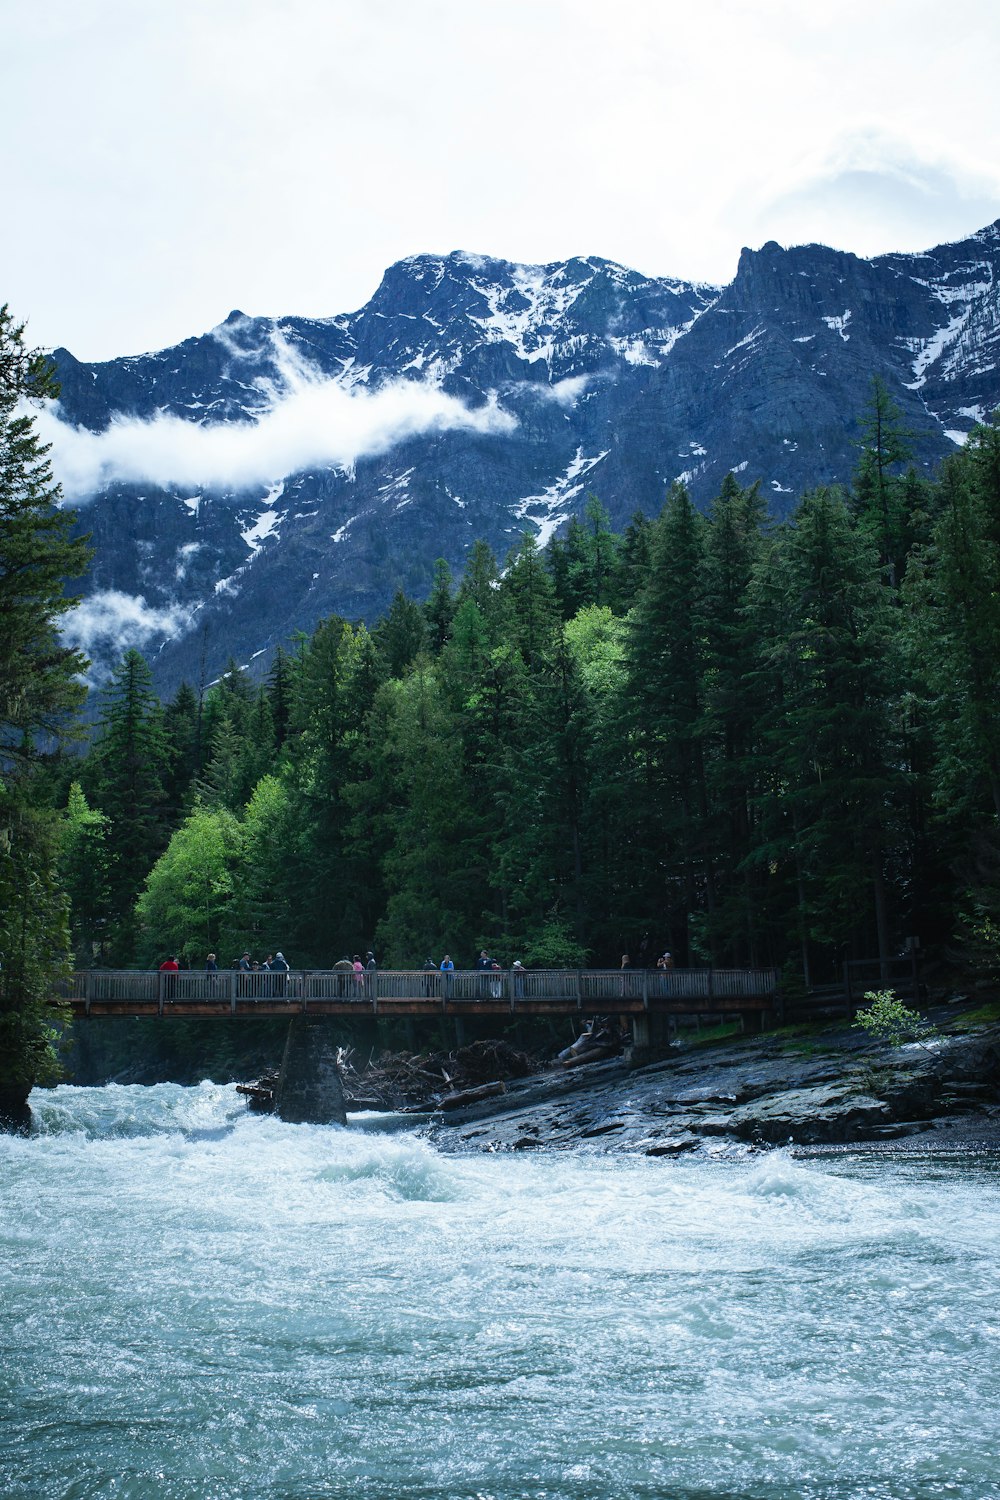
[333,955,353,998]
[440,953,455,999]
[271,950,289,999]
[159,955,179,1003]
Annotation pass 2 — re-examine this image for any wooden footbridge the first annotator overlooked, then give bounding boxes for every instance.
[62,966,780,1029]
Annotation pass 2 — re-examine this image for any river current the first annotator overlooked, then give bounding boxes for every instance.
[1,1083,998,1500]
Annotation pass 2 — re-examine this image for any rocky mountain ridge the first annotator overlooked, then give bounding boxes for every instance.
[47,222,1000,693]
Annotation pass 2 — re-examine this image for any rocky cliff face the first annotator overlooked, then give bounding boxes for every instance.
[47,223,1000,694]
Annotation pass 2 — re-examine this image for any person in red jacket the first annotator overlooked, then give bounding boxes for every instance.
[158,955,179,1002]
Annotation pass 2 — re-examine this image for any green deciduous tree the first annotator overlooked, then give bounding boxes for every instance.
[58,782,111,965]
[135,803,242,965]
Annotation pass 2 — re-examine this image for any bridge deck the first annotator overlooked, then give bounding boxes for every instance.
[60,967,779,1020]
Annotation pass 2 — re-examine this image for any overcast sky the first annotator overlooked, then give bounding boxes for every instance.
[4,0,1000,362]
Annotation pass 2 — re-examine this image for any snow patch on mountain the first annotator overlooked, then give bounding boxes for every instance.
[905,310,971,388]
[511,449,609,549]
[241,481,286,554]
[822,310,852,341]
[720,325,766,364]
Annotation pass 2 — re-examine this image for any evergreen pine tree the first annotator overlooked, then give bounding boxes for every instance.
[501,531,561,668]
[622,484,710,958]
[702,475,768,962]
[0,306,91,1104]
[89,648,170,957]
[752,489,902,976]
[424,558,455,653]
[853,375,914,587]
[374,588,429,677]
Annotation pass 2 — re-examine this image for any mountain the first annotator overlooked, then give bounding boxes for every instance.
[48,222,1000,694]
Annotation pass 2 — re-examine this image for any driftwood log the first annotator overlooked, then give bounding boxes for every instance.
[437,1080,507,1111]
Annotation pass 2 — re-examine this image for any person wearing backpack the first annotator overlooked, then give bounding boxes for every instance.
[271,949,290,999]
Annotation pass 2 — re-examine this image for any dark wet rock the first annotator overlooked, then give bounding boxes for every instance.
[424,1004,1000,1156]
[645,1136,700,1157]
[726,1088,893,1144]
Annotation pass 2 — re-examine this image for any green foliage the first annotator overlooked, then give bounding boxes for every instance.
[88,648,171,956]
[0,306,89,1094]
[47,385,1000,1009]
[522,916,589,969]
[854,989,936,1049]
[134,803,243,965]
[371,662,487,965]
[424,558,455,653]
[954,887,1000,984]
[0,795,72,1091]
[0,308,90,770]
[58,782,111,964]
[750,487,902,964]
[374,588,428,677]
[853,375,914,587]
[903,422,1000,825]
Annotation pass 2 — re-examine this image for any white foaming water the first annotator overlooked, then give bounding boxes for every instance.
[2,1083,999,1500]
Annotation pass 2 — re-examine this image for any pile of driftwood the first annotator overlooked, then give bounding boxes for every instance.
[554,1018,627,1069]
[237,1026,621,1116]
[340,1038,540,1112]
[236,1069,280,1112]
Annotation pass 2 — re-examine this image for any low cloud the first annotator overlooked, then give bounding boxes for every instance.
[37,356,518,502]
[538,374,592,406]
[61,590,194,669]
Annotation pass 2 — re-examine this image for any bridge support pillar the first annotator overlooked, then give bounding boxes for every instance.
[627,1012,671,1069]
[275,1016,347,1125]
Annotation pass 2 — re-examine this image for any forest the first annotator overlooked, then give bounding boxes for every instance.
[3,297,1000,1094]
[46,383,1000,990]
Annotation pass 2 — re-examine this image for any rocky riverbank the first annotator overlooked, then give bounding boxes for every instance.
[418,999,1000,1156]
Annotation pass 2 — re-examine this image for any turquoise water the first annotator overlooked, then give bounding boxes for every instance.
[1,1082,998,1499]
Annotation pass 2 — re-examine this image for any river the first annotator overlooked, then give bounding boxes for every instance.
[1,1082,998,1500]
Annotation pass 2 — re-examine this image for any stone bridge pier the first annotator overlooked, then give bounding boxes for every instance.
[275,1015,347,1125]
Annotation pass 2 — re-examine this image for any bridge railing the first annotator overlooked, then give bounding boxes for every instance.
[65,965,779,1011]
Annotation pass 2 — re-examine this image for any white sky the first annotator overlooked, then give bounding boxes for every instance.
[4,0,1000,362]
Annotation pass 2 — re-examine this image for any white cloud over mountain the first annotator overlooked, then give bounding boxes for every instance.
[37,374,517,502]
